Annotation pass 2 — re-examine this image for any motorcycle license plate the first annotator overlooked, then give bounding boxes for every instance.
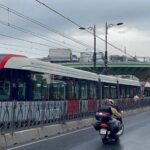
[100,129,107,134]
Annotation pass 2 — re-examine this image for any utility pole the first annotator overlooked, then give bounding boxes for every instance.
[104,22,108,73]
[93,25,96,69]
[79,25,97,71]
[104,22,123,74]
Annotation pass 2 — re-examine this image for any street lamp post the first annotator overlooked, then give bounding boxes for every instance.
[104,22,123,74]
[105,22,108,73]
[79,25,96,70]
[93,25,96,69]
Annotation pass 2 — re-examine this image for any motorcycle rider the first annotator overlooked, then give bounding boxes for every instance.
[105,99,122,119]
[99,98,122,134]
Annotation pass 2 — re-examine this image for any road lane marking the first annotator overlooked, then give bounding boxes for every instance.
[7,126,92,150]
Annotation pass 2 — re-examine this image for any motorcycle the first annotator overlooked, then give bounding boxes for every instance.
[94,111,124,144]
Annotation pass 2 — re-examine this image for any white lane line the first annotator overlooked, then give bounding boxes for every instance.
[7,126,92,150]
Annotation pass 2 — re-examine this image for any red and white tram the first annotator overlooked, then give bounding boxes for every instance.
[0,54,142,125]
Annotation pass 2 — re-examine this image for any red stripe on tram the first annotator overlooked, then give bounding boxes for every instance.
[0,54,26,69]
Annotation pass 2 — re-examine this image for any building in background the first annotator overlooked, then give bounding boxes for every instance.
[80,52,104,63]
[109,55,142,62]
[48,48,72,62]
[40,48,78,63]
[109,55,128,62]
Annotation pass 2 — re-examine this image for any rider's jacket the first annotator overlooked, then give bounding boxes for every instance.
[99,105,121,119]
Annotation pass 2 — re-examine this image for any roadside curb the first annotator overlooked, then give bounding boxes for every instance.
[1,106,150,149]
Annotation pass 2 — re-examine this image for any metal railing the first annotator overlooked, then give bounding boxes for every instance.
[0,98,150,134]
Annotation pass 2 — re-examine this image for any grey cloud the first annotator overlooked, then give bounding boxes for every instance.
[2,0,150,31]
[0,0,149,57]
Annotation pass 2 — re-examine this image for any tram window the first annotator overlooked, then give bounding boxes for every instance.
[110,86,117,99]
[74,81,79,99]
[93,83,97,99]
[147,89,150,97]
[120,86,126,98]
[81,81,87,100]
[33,82,42,100]
[144,89,146,96]
[103,85,109,99]
[148,90,150,97]
[59,83,65,100]
[89,82,97,99]
[32,74,49,100]
[18,82,26,100]
[42,83,49,100]
[89,82,93,99]
[145,89,148,97]
[50,81,65,100]
[65,80,79,100]
[67,81,74,99]
[146,89,150,97]
[133,87,139,96]
[0,81,10,100]
[5,82,10,95]
[130,87,134,98]
[126,87,130,98]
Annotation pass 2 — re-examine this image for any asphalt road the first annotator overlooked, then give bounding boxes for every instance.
[8,111,150,150]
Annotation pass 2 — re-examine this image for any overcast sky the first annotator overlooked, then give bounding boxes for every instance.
[0,0,149,58]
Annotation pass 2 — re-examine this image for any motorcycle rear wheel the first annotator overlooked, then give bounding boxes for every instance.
[102,138,109,144]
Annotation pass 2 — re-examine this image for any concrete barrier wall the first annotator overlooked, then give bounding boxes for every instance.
[1,106,150,149]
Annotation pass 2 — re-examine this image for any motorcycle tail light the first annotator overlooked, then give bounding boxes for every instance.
[100,113,110,117]
[100,123,108,128]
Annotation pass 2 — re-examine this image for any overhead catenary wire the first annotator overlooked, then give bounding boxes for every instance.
[0,42,50,53]
[0,33,56,48]
[0,45,45,56]
[0,2,130,58]
[35,0,82,28]
[0,20,66,49]
[0,19,86,51]
[0,39,84,54]
[0,3,95,50]
[34,0,134,58]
